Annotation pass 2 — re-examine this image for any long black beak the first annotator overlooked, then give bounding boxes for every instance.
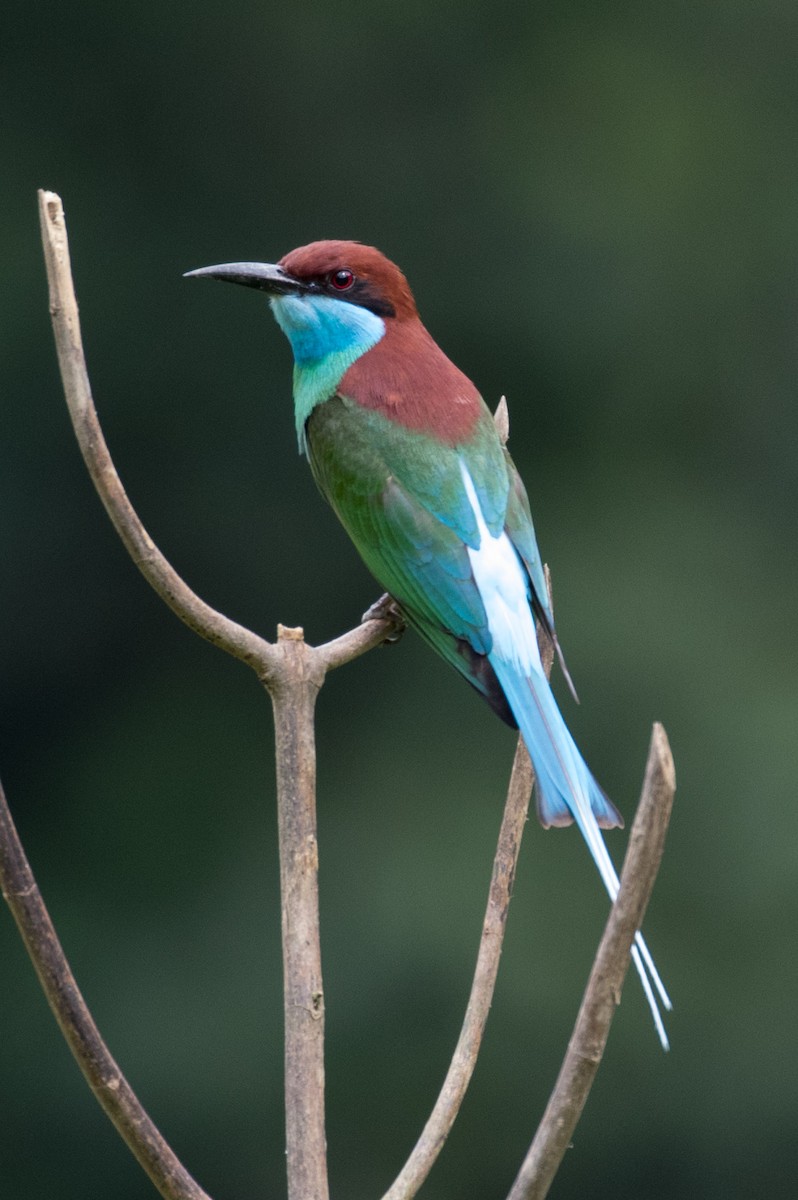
[184,261,314,296]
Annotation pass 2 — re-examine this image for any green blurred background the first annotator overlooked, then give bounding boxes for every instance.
[2,2,796,1196]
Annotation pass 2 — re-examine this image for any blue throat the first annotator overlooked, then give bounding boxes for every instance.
[270,293,386,450]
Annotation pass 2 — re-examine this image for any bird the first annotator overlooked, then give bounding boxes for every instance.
[186,241,671,1047]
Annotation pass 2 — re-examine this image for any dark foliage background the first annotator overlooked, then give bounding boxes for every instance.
[2,2,796,1196]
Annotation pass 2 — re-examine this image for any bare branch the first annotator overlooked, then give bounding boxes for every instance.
[269,626,330,1200]
[37,190,276,679]
[314,613,404,674]
[381,735,534,1200]
[0,774,214,1200]
[381,620,555,1200]
[506,722,675,1200]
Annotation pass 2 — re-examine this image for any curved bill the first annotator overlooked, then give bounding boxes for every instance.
[183,261,312,295]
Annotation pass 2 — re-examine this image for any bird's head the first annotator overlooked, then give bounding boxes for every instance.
[186,240,416,365]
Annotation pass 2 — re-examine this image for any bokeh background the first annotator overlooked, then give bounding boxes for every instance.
[2,3,797,1197]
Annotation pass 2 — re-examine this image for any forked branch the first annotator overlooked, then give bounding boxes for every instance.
[3,190,675,1200]
[35,187,401,1200]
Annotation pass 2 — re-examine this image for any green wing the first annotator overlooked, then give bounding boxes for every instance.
[305,392,565,718]
[306,394,522,723]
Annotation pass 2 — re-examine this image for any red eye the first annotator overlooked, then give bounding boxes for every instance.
[330,268,354,290]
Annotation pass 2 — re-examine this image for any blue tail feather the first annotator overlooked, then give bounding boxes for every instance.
[491,654,672,1049]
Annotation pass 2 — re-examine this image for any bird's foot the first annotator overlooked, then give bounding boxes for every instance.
[361,593,406,644]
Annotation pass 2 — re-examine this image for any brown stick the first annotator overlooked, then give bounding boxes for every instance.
[381,736,535,1200]
[315,614,404,673]
[37,190,275,678]
[380,621,554,1200]
[0,774,213,1200]
[270,627,330,1200]
[506,722,675,1200]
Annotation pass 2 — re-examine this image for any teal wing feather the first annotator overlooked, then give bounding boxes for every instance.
[502,446,577,697]
[503,448,552,629]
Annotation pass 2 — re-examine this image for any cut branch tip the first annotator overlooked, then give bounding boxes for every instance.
[277,624,305,642]
[494,395,510,444]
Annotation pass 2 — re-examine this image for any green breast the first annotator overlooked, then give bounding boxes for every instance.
[305,394,509,549]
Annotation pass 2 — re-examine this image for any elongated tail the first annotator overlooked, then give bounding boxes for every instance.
[491,654,672,1049]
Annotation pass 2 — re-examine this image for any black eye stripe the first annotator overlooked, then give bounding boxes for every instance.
[317,273,396,318]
